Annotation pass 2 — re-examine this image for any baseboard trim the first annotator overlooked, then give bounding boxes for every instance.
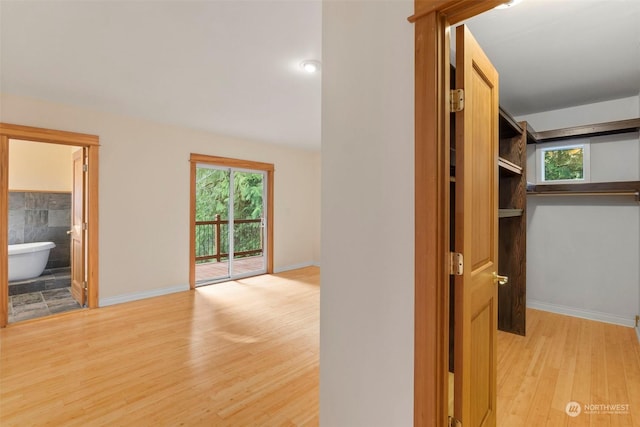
[99,263,321,306]
[100,284,190,307]
[274,261,318,273]
[527,299,635,328]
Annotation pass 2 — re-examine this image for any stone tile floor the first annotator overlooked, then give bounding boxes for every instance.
[8,287,82,323]
[8,267,72,296]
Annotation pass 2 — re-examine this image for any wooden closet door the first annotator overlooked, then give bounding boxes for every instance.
[454,24,500,427]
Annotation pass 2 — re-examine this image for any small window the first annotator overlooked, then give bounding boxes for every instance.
[536,141,590,184]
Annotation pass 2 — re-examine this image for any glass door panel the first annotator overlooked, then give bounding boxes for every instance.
[231,171,266,277]
[195,165,230,284]
[194,166,267,285]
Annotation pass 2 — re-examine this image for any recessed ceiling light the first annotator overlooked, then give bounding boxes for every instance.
[495,0,523,9]
[300,60,321,73]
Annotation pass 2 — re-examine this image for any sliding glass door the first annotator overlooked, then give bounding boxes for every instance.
[194,164,267,285]
[231,171,266,277]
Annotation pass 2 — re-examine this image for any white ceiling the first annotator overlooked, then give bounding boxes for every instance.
[457,0,640,117]
[1,1,638,151]
[0,1,322,149]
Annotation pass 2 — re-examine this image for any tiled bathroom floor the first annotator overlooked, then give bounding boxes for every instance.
[8,267,72,296]
[9,287,83,323]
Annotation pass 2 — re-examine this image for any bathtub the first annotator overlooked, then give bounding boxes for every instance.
[8,242,56,282]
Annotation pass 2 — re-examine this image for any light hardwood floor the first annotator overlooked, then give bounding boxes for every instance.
[0,267,319,426]
[497,309,640,426]
[3,268,640,426]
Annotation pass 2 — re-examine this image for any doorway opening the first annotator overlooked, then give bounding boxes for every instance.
[189,154,274,288]
[194,165,266,283]
[0,123,100,328]
[6,140,85,322]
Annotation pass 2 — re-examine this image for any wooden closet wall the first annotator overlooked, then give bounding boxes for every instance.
[497,108,529,335]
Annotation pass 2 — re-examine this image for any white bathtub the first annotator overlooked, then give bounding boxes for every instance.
[8,242,56,282]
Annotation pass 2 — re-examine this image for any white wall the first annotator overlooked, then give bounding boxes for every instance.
[519,96,640,326]
[321,1,414,426]
[1,93,321,302]
[9,139,74,192]
[312,153,321,265]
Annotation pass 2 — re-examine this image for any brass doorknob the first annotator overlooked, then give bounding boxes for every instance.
[493,272,508,285]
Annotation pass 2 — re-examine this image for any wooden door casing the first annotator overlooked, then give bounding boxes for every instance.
[454,24,500,427]
[0,123,99,327]
[0,136,8,326]
[410,2,507,425]
[189,153,274,289]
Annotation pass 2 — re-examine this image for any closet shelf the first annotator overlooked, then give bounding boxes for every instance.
[499,157,523,175]
[499,107,523,138]
[499,107,539,144]
[527,181,640,201]
[528,118,640,144]
[498,209,523,218]
[497,109,528,335]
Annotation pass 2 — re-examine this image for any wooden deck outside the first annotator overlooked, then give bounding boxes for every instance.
[196,256,265,283]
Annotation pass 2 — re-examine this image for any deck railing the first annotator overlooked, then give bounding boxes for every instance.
[195,214,263,263]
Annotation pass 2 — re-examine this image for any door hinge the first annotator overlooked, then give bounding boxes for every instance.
[450,89,464,112]
[83,164,88,172]
[82,222,88,231]
[448,416,462,427]
[449,252,464,275]
[82,281,88,291]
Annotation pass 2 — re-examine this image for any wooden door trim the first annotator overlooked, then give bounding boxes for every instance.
[410,2,506,426]
[0,124,100,327]
[189,153,274,289]
[413,11,450,427]
[0,123,100,147]
[0,135,9,327]
[86,145,99,308]
[410,0,507,25]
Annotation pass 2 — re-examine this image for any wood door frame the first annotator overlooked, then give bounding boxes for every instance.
[0,123,100,328]
[408,1,506,426]
[189,153,274,289]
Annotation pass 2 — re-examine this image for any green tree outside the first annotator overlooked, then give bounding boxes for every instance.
[544,147,584,181]
[195,168,264,262]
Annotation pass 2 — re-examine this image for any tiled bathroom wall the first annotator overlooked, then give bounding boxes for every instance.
[8,191,71,268]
